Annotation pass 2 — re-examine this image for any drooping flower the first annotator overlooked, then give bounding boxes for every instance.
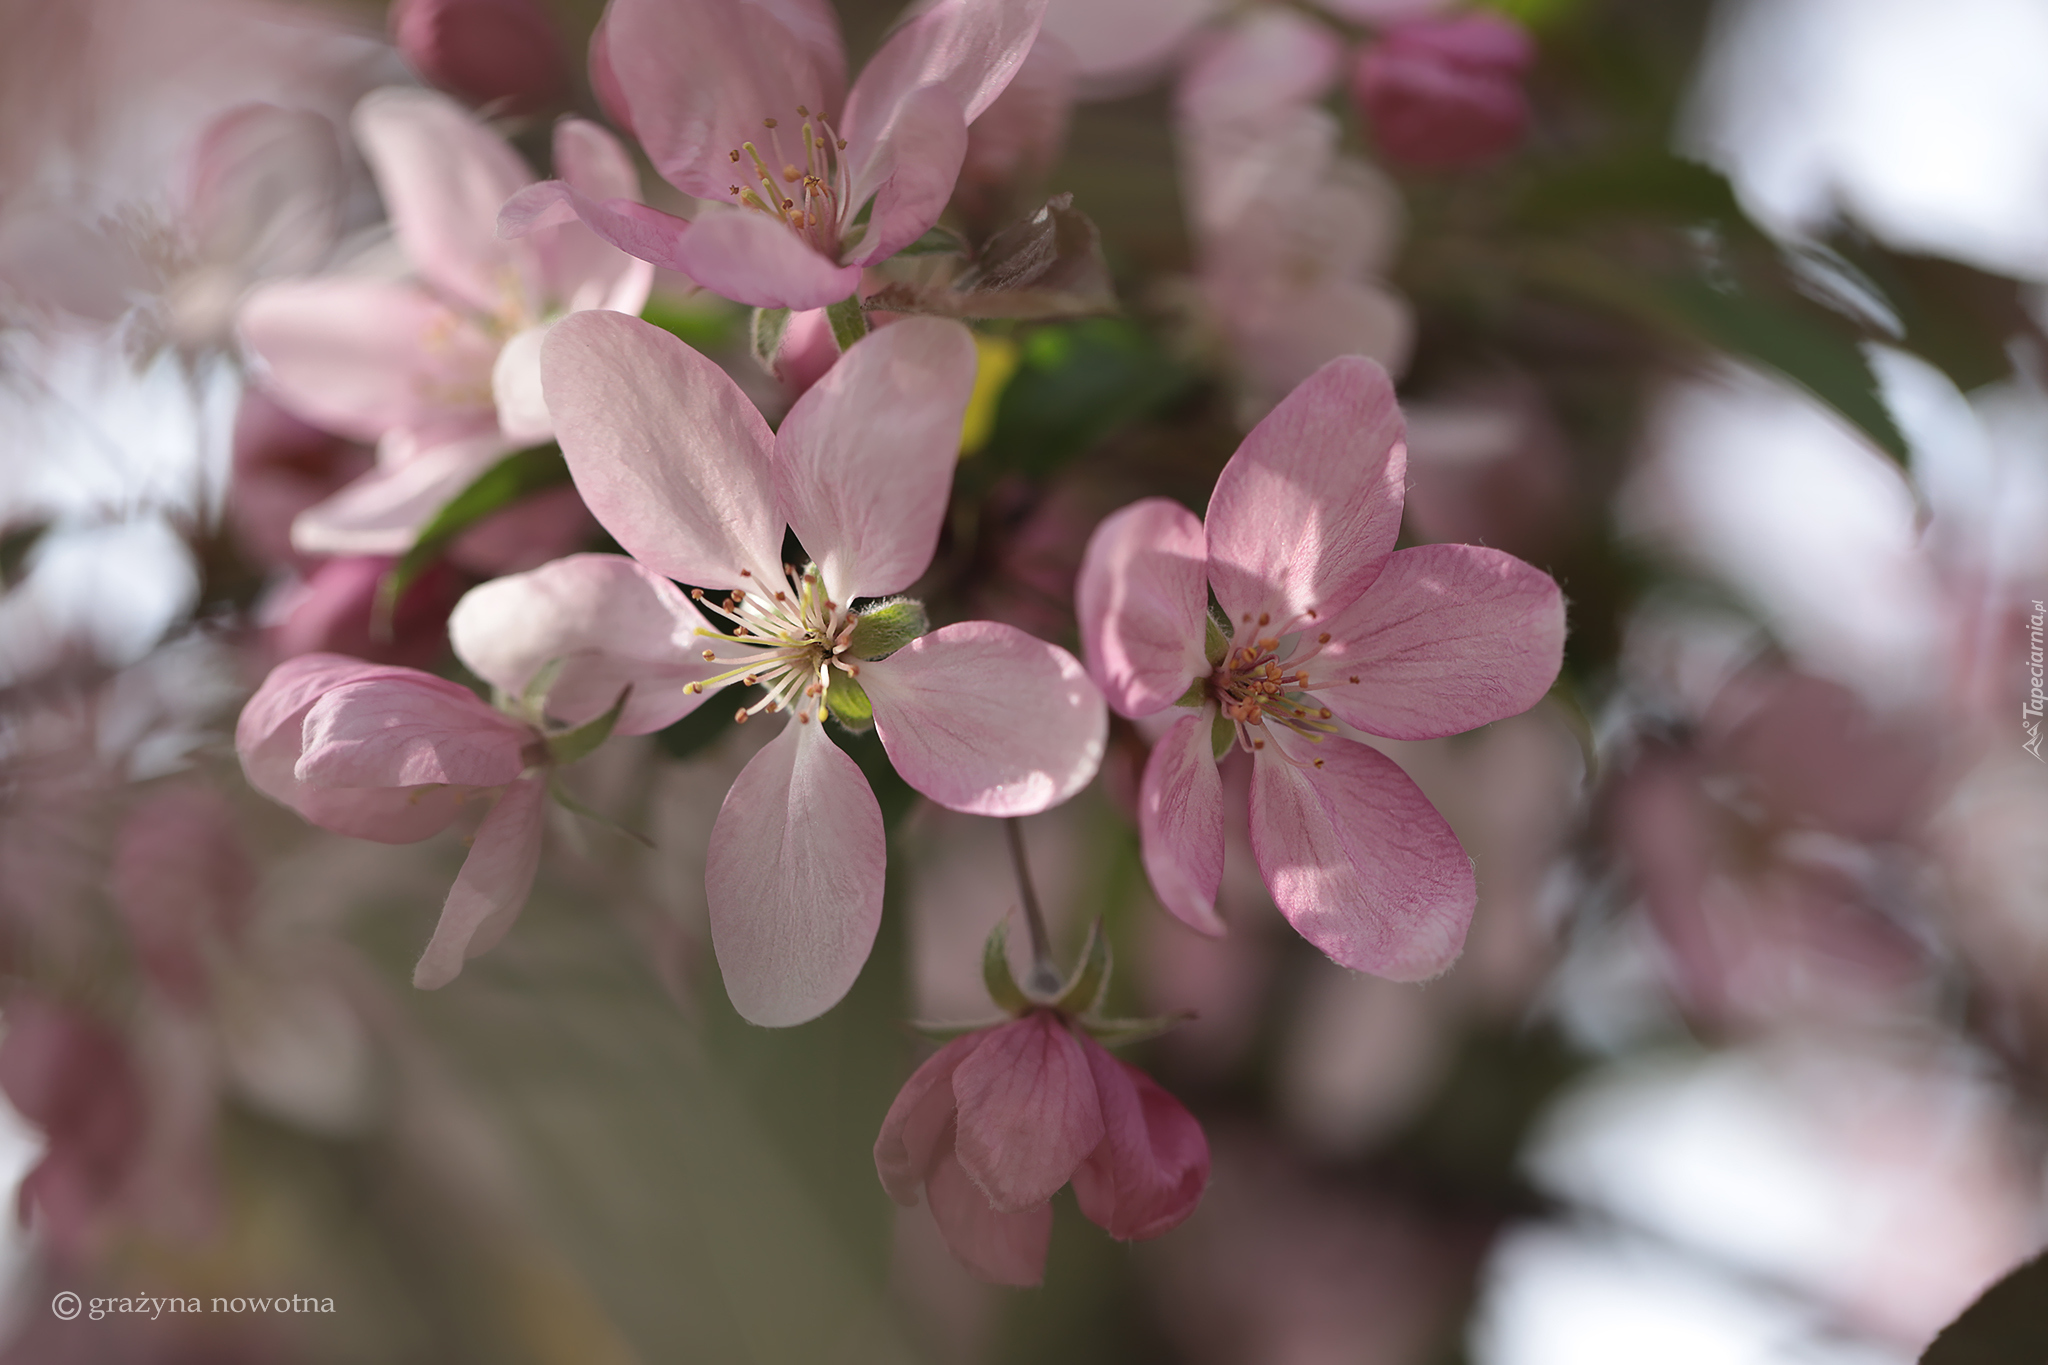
[494,309,1107,1025]
[876,1007,1209,1284]
[239,87,653,557]
[1077,356,1564,977]
[235,643,651,988]
[497,0,1047,310]
[1351,13,1535,170]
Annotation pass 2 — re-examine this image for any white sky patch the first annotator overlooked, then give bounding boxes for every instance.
[1685,0,2048,280]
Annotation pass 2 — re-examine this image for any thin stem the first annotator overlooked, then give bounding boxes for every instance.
[826,293,868,350]
[1005,817,1062,997]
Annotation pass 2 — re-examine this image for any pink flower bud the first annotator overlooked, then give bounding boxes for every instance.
[389,0,570,115]
[0,997,145,1256]
[1352,14,1535,170]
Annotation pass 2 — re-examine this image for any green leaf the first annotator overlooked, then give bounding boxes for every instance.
[1052,919,1110,1016]
[891,226,968,258]
[750,307,792,373]
[847,599,928,660]
[544,686,632,767]
[641,295,743,352]
[979,318,1193,478]
[980,918,1030,1017]
[1922,1250,2048,1365]
[376,444,572,632]
[822,670,873,732]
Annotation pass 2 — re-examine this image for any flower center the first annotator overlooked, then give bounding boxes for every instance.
[684,562,860,726]
[723,108,850,257]
[1210,611,1347,769]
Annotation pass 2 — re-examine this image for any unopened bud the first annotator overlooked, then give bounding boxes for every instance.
[390,0,570,115]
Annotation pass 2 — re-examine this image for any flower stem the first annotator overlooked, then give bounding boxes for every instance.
[1005,817,1063,997]
[826,293,868,350]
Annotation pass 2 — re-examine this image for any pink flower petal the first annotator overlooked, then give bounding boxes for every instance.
[490,322,554,444]
[447,553,723,736]
[239,277,498,442]
[598,0,844,202]
[950,1013,1104,1211]
[237,655,473,843]
[775,317,977,600]
[1248,735,1474,980]
[859,622,1107,816]
[1318,543,1564,741]
[499,180,691,272]
[1044,0,1217,84]
[1076,497,1211,719]
[667,205,866,310]
[874,1031,984,1204]
[1204,356,1406,633]
[706,719,886,1026]
[842,0,1048,157]
[1178,8,1342,126]
[845,84,971,267]
[413,773,548,988]
[290,428,513,557]
[925,1148,1053,1286]
[1071,1041,1209,1239]
[296,675,530,790]
[542,118,656,315]
[352,88,539,318]
[1138,712,1227,935]
[542,310,786,589]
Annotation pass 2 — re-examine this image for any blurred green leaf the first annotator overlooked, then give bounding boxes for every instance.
[1922,1250,2048,1365]
[653,700,735,762]
[641,295,744,352]
[0,520,49,591]
[978,318,1192,478]
[376,444,572,629]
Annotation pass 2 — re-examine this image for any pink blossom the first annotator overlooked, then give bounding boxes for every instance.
[498,0,1047,310]
[0,996,145,1258]
[239,88,652,558]
[499,310,1107,1025]
[260,554,462,669]
[235,652,569,988]
[391,0,570,115]
[1077,356,1564,977]
[109,785,254,1007]
[1178,12,1413,419]
[1352,14,1535,170]
[875,1010,1209,1285]
[227,389,373,575]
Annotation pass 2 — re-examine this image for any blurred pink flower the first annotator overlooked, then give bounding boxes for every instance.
[1352,14,1535,170]
[875,1010,1209,1285]
[109,785,254,1008]
[1178,12,1413,419]
[390,0,570,115]
[1078,356,1564,977]
[261,554,462,670]
[499,0,1047,309]
[955,34,1076,233]
[507,311,1106,1024]
[236,653,551,988]
[227,389,374,575]
[240,88,652,558]
[0,997,145,1259]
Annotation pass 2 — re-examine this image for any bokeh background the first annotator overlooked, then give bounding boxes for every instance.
[3,0,2048,1360]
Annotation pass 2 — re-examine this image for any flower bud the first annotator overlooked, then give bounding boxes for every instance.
[1352,14,1535,170]
[390,0,570,115]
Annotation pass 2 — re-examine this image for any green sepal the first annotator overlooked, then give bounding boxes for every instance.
[546,776,654,848]
[1210,711,1236,760]
[518,656,569,723]
[823,670,874,732]
[1204,605,1231,667]
[544,685,632,768]
[826,294,868,350]
[749,307,792,372]
[373,443,570,637]
[1078,1011,1196,1047]
[1051,918,1111,1015]
[905,1016,1009,1042]
[848,599,928,660]
[981,918,1030,1017]
[1173,677,1208,709]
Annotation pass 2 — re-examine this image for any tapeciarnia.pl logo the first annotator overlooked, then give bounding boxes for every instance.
[2025,599,2045,762]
